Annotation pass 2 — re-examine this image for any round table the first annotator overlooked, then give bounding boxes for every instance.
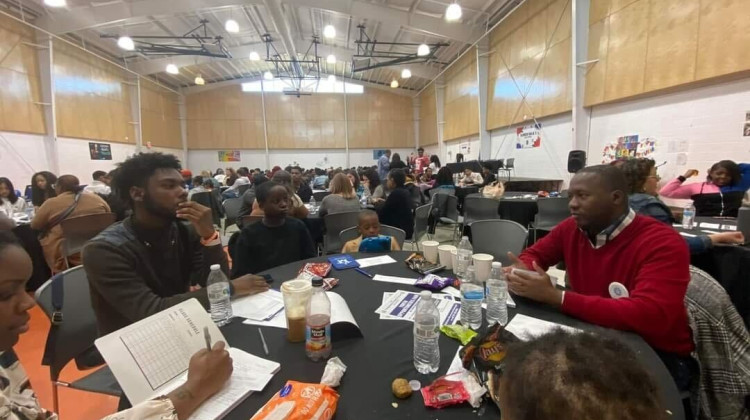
[220,251,684,420]
[466,192,540,228]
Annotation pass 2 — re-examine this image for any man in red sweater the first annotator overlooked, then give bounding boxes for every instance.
[506,165,694,383]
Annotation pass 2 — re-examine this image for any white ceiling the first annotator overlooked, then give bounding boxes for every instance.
[8,0,520,92]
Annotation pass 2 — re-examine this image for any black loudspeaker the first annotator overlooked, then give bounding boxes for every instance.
[568,150,586,173]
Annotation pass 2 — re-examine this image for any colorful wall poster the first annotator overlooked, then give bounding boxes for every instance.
[515,123,542,149]
[218,150,241,162]
[373,149,388,160]
[600,135,657,163]
[89,142,112,160]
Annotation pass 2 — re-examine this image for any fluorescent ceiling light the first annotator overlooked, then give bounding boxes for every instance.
[390,80,399,88]
[327,75,336,83]
[323,25,336,39]
[417,44,430,56]
[117,36,135,51]
[225,19,239,33]
[194,75,205,85]
[445,3,462,21]
[166,64,179,74]
[401,69,412,79]
[249,51,260,61]
[263,71,274,80]
[44,0,66,7]
[326,54,336,64]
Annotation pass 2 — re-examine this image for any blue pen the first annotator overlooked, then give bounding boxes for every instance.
[354,267,373,278]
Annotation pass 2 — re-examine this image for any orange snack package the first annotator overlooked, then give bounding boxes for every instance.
[250,381,339,420]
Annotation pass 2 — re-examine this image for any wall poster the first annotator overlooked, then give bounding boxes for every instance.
[218,150,241,162]
[515,123,542,149]
[600,135,657,163]
[89,142,112,160]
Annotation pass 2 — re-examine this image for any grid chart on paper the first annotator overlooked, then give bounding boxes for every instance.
[119,317,190,390]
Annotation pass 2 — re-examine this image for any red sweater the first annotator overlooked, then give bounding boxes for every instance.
[520,215,694,355]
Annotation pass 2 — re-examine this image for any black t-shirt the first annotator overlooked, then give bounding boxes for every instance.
[231,217,316,277]
[378,187,414,239]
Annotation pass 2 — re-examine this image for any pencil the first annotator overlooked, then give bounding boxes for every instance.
[203,326,211,351]
[258,328,269,355]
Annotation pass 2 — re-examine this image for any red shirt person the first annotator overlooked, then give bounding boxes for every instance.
[506,165,693,359]
[414,147,430,175]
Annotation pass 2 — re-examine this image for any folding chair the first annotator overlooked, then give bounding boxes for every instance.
[35,266,122,414]
[470,219,528,266]
[191,191,223,226]
[498,158,515,181]
[323,211,361,254]
[431,194,461,244]
[222,197,243,235]
[409,203,432,250]
[463,196,501,227]
[60,213,116,269]
[313,191,331,202]
[530,197,570,241]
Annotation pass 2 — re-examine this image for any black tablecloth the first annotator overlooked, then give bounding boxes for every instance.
[220,251,684,420]
[465,192,539,228]
[674,217,750,328]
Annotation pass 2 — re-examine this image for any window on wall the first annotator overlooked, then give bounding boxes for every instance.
[241,79,363,94]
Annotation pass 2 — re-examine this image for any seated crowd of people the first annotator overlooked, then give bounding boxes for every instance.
[1,151,749,420]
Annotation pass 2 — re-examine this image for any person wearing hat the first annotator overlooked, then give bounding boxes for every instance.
[181,169,193,189]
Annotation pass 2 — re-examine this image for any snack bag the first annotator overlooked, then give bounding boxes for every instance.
[299,263,332,278]
[251,381,339,420]
[420,374,470,409]
[459,324,520,372]
[415,274,454,291]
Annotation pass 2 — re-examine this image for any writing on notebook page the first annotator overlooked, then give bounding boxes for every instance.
[120,312,191,390]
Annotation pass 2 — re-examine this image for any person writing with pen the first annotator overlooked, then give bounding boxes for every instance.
[0,230,234,420]
[503,165,695,392]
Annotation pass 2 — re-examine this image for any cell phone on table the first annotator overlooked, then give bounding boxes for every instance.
[261,274,274,283]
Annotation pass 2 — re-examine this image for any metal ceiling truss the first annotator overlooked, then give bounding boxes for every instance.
[100,20,231,58]
[352,25,448,72]
[262,34,321,97]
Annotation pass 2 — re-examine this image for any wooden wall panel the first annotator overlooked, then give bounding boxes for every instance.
[265,93,346,149]
[140,79,181,149]
[444,50,479,141]
[586,0,750,106]
[346,88,414,149]
[486,0,572,131]
[186,85,265,149]
[419,85,438,146]
[0,14,45,134]
[53,40,134,143]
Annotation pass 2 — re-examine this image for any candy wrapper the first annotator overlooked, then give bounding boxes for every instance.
[415,274,454,291]
[460,324,520,372]
[404,253,445,275]
[322,278,339,291]
[298,263,332,278]
[420,374,470,409]
[320,357,347,387]
[440,324,478,345]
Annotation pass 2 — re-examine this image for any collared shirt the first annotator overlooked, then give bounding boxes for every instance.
[583,208,636,249]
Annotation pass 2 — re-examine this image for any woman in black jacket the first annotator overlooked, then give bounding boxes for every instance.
[390,153,407,170]
[377,168,414,239]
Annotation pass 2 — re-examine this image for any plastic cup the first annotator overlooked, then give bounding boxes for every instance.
[421,240,440,263]
[280,279,313,342]
[438,245,456,269]
[472,253,494,282]
[450,249,458,273]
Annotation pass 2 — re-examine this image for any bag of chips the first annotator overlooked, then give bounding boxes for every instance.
[251,381,339,420]
[459,324,520,372]
[415,274,454,291]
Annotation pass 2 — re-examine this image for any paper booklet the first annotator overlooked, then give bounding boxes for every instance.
[95,299,280,420]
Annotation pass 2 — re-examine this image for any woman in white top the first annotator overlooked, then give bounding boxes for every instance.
[0,178,26,216]
[0,231,233,420]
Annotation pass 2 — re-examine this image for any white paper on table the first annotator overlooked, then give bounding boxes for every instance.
[700,222,721,229]
[672,223,683,228]
[242,291,360,333]
[680,232,697,238]
[375,290,461,325]
[445,347,466,376]
[505,314,580,341]
[722,224,738,231]
[242,312,287,329]
[443,286,516,308]
[701,230,721,234]
[378,292,454,320]
[231,290,284,321]
[372,274,417,286]
[356,255,398,268]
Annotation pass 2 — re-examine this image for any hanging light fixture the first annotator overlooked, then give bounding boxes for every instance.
[326,54,336,64]
[263,71,274,80]
[117,36,135,51]
[166,64,179,74]
[327,75,336,83]
[249,51,260,61]
[323,25,336,39]
[194,74,205,85]
[417,44,430,56]
[401,69,412,79]
[390,80,399,88]
[225,19,239,33]
[445,2,462,21]
[44,0,66,7]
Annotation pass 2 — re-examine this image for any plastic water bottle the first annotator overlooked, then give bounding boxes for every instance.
[206,264,232,326]
[460,266,484,330]
[455,236,473,279]
[413,290,440,374]
[486,262,508,326]
[309,195,317,212]
[682,203,696,230]
[306,277,332,361]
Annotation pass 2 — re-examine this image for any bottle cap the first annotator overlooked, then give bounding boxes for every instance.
[491,262,502,268]
[210,264,221,271]
[312,276,324,287]
[419,290,432,299]
[409,380,422,391]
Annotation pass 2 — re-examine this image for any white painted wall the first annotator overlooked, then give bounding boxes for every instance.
[490,113,573,182]
[0,131,49,189]
[188,149,268,173]
[445,136,481,164]
[349,148,413,168]
[587,77,750,206]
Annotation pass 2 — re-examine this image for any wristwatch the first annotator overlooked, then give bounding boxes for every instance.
[200,230,220,246]
[677,176,686,182]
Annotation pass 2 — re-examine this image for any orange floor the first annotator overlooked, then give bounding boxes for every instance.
[15,302,119,420]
